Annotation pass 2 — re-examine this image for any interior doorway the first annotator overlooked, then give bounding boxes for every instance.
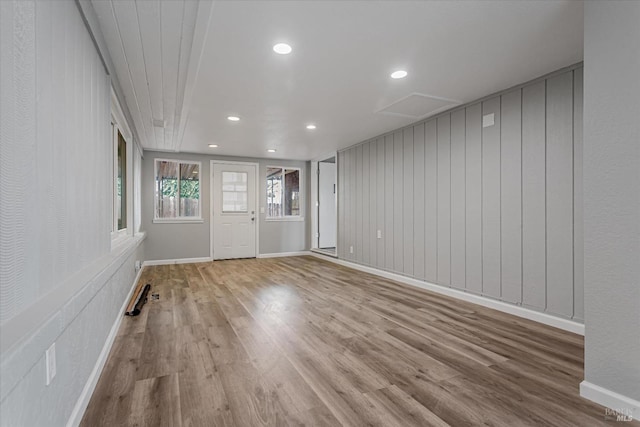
[312,155,337,256]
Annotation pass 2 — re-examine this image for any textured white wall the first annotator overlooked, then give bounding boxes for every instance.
[0,0,111,323]
[0,1,145,425]
[583,0,640,410]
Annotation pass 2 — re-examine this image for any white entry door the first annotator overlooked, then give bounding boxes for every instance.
[212,162,257,260]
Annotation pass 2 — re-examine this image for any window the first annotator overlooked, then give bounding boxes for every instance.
[154,159,201,220]
[222,171,248,213]
[116,131,127,230]
[266,167,301,219]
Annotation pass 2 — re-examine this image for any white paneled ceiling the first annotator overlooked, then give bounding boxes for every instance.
[93,0,584,160]
[91,0,205,151]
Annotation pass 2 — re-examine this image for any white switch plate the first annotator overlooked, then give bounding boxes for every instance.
[350,246,354,254]
[482,113,495,128]
[377,230,382,239]
[260,207,265,214]
[45,342,56,386]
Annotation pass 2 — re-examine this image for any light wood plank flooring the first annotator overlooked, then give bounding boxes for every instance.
[81,256,626,426]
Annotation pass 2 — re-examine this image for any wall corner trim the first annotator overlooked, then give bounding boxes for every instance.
[257,251,311,259]
[311,254,585,335]
[65,265,146,427]
[580,381,640,418]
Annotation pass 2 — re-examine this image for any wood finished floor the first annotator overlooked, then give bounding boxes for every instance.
[81,256,625,427]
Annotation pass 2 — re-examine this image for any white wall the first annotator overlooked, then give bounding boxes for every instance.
[581,0,640,415]
[141,150,310,261]
[338,65,584,322]
[0,1,144,425]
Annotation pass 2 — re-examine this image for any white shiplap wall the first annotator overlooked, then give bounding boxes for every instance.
[1,0,111,323]
[1,1,145,425]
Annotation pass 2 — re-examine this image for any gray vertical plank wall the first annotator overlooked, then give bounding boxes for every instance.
[362,144,370,265]
[352,150,360,261]
[368,143,376,266]
[465,104,483,294]
[500,90,523,304]
[413,124,426,280]
[337,65,583,321]
[356,145,363,263]
[450,110,466,290]
[376,138,385,268]
[522,81,547,310]
[437,116,451,285]
[403,128,414,276]
[424,121,438,282]
[384,136,394,270]
[481,97,501,298]
[393,131,404,272]
[546,72,574,317]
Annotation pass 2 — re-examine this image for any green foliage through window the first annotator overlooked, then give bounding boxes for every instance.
[155,160,201,219]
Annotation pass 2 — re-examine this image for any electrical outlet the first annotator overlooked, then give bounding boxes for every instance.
[350,246,354,254]
[45,342,56,386]
[377,230,382,239]
[134,260,142,271]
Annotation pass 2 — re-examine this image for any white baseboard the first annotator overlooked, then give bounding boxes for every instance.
[311,254,585,335]
[257,251,311,259]
[580,381,639,419]
[142,256,212,266]
[65,264,145,427]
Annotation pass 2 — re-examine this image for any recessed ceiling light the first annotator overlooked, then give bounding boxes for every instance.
[227,116,240,121]
[306,124,316,130]
[390,70,408,79]
[208,144,218,148]
[267,149,277,153]
[273,43,292,55]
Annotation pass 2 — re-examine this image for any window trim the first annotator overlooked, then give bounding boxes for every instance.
[265,165,304,221]
[110,87,135,246]
[153,158,203,222]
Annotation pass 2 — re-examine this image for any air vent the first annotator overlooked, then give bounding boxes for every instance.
[377,93,459,119]
[152,119,166,128]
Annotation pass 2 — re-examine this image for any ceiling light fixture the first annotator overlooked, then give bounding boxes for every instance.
[208,144,218,148]
[306,124,316,130]
[267,149,277,153]
[390,70,408,79]
[227,116,240,121]
[273,43,292,55]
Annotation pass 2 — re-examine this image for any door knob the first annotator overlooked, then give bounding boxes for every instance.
[251,217,255,222]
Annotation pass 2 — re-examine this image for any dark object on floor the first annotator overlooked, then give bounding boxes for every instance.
[125,284,150,316]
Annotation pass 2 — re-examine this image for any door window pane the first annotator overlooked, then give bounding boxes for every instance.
[222,171,248,212]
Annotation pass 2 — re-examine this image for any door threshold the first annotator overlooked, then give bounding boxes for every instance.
[311,248,338,258]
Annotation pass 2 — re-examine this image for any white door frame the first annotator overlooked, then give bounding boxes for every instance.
[310,152,338,254]
[210,160,260,259]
